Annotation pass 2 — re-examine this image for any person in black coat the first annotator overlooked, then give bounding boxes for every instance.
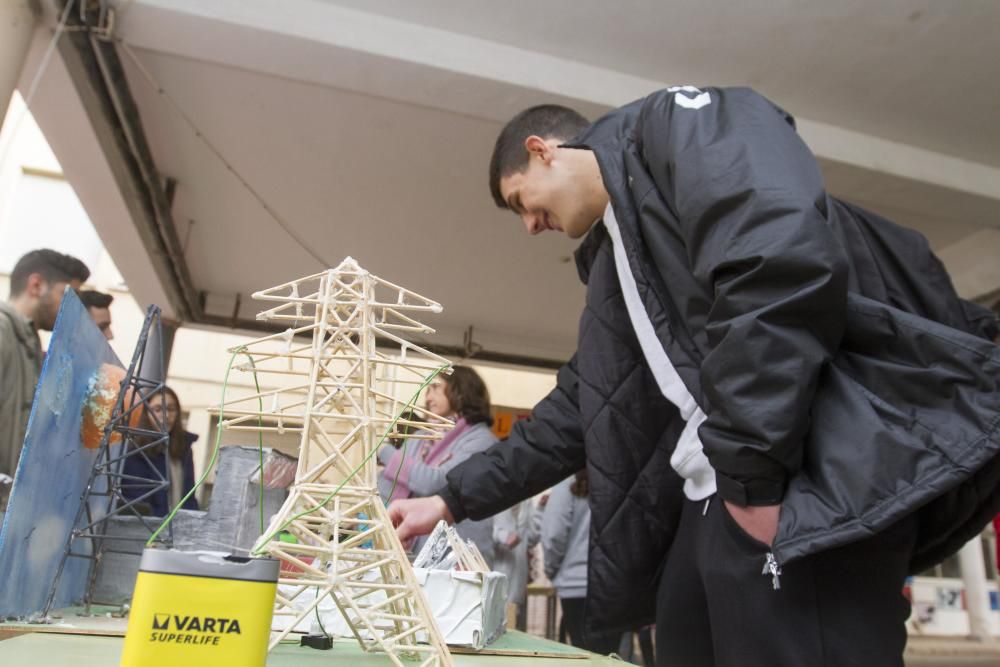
[389,87,1000,666]
[121,385,199,517]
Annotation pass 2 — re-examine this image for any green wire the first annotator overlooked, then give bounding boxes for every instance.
[251,363,448,556]
[242,354,266,533]
[384,436,408,505]
[314,587,329,638]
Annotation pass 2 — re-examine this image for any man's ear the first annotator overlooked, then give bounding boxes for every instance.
[24,273,46,297]
[523,135,556,164]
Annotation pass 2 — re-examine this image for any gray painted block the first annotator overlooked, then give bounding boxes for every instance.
[92,446,295,603]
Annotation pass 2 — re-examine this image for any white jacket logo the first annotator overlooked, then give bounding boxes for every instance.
[668,86,711,110]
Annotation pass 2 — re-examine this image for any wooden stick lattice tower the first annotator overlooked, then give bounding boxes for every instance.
[217,258,454,666]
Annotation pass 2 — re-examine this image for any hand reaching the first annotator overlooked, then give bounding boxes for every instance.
[388,495,455,542]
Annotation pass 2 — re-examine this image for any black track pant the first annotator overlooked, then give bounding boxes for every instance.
[560,596,623,656]
[656,496,917,667]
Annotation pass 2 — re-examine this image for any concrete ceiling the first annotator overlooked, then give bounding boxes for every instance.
[19,0,1000,366]
[325,0,1000,167]
[123,47,585,361]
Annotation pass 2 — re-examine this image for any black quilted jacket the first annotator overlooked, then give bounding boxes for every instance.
[441,87,1000,631]
[446,223,685,629]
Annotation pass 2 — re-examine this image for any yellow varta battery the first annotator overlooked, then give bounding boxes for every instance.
[120,548,278,667]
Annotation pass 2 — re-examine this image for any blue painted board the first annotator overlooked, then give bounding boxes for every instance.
[0,289,124,617]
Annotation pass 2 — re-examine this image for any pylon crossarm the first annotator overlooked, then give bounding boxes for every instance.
[369,326,451,366]
[216,385,313,408]
[378,309,432,333]
[232,349,315,367]
[218,411,304,427]
[227,323,317,352]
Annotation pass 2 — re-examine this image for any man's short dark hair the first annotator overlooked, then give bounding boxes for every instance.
[9,249,90,297]
[79,289,113,310]
[488,104,590,209]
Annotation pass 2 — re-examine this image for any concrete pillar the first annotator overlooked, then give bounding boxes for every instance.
[959,536,994,641]
[139,315,178,383]
[937,228,1000,304]
[0,0,37,127]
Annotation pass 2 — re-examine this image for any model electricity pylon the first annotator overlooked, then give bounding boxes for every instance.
[216,258,454,666]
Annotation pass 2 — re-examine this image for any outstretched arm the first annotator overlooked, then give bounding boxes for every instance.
[439,357,586,523]
[389,495,455,543]
[390,357,585,541]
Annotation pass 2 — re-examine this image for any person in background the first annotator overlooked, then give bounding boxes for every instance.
[493,496,541,627]
[378,366,497,565]
[78,289,114,341]
[121,385,199,516]
[0,249,89,510]
[377,409,423,500]
[543,470,620,655]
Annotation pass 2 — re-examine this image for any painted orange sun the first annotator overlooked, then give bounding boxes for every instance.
[80,363,132,449]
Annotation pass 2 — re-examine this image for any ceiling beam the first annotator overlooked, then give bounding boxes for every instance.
[111,0,1000,203]
[55,3,199,320]
[936,229,1000,303]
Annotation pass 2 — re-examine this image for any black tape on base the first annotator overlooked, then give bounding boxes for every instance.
[300,634,334,650]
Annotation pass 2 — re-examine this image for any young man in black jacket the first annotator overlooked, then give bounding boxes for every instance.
[390,87,1000,665]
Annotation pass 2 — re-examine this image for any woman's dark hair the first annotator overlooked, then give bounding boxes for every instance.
[389,409,423,448]
[570,469,589,497]
[141,385,189,460]
[443,366,493,427]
